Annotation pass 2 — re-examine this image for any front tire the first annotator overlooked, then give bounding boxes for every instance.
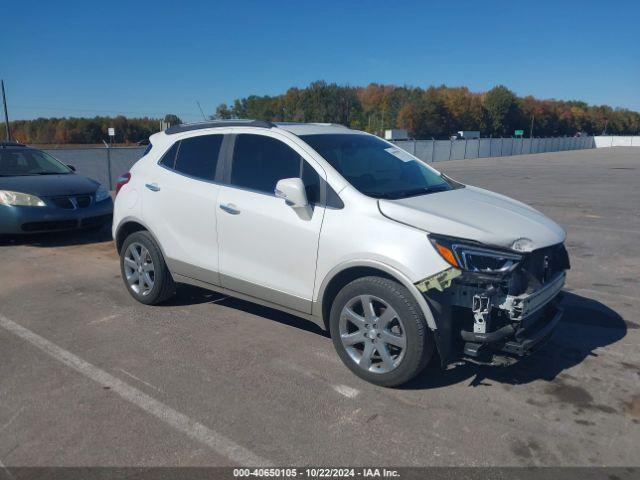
[120,230,175,305]
[329,276,433,387]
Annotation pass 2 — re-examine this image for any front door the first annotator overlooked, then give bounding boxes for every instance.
[216,132,325,313]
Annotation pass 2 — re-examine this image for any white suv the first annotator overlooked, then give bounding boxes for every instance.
[113,120,569,386]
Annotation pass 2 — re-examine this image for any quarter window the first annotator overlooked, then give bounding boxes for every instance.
[167,135,223,181]
[159,142,179,169]
[301,161,321,204]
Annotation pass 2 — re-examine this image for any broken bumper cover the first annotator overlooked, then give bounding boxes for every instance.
[460,272,566,359]
[461,304,563,358]
[502,306,563,356]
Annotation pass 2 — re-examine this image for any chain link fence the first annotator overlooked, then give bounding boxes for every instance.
[42,147,147,189]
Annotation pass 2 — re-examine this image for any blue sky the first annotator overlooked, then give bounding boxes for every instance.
[3,0,639,121]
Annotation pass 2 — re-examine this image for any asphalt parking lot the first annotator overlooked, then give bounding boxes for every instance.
[0,147,638,467]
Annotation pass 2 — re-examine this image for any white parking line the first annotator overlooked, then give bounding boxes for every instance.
[0,314,271,467]
[88,314,120,325]
[0,458,14,480]
[332,384,360,399]
[118,368,164,393]
[0,407,24,434]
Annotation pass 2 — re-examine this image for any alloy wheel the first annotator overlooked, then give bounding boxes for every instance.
[123,242,155,296]
[338,294,407,374]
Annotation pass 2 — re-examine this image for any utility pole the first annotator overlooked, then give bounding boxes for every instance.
[529,114,534,139]
[1,80,10,141]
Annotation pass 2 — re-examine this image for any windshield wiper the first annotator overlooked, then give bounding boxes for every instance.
[29,171,67,175]
[361,191,396,199]
[400,185,452,197]
[363,185,450,199]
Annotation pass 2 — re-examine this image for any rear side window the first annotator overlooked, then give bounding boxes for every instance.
[159,142,179,168]
[230,134,302,194]
[161,135,223,181]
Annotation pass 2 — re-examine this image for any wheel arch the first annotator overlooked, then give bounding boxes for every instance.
[114,217,164,256]
[315,260,438,332]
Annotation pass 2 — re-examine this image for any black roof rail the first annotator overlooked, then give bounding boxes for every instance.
[0,141,27,148]
[165,119,274,135]
[274,122,349,128]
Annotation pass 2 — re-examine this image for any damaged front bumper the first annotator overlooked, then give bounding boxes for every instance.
[416,266,567,365]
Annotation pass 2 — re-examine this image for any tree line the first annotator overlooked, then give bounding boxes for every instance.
[3,82,639,144]
[216,82,639,138]
[3,114,182,145]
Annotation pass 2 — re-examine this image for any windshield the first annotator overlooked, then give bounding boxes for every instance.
[300,134,455,199]
[0,148,72,176]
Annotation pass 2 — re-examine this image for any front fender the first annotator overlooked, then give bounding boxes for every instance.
[314,258,438,331]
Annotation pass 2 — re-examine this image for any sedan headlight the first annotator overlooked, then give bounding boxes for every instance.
[94,184,110,202]
[430,235,522,274]
[0,190,46,207]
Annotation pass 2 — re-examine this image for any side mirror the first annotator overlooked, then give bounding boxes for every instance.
[67,164,76,172]
[275,177,308,208]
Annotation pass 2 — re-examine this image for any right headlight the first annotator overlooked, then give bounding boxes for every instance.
[94,184,110,202]
[0,190,46,207]
[430,235,522,274]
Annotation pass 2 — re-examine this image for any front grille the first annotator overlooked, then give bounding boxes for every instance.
[50,197,74,209]
[76,195,91,207]
[21,220,78,232]
[49,195,92,209]
[80,214,112,228]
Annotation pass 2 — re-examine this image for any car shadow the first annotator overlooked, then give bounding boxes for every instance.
[160,284,329,337]
[403,291,629,389]
[0,225,113,247]
[159,286,626,389]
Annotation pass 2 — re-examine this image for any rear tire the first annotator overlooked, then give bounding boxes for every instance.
[120,230,175,305]
[329,276,433,387]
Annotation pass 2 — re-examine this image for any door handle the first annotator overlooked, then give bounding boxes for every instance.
[219,203,240,215]
[145,183,161,192]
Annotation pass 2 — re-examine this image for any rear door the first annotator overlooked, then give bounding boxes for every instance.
[142,133,226,284]
[216,132,326,313]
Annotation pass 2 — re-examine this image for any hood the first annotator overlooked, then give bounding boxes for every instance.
[0,174,99,197]
[378,185,565,250]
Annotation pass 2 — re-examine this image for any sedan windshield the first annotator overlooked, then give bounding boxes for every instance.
[300,134,455,199]
[0,148,71,176]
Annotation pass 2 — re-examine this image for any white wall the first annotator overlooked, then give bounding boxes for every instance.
[594,136,640,147]
[395,136,596,163]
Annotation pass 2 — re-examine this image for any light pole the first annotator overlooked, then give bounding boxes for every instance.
[1,80,10,141]
[529,114,534,139]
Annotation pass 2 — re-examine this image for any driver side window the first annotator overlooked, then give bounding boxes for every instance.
[230,134,321,203]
